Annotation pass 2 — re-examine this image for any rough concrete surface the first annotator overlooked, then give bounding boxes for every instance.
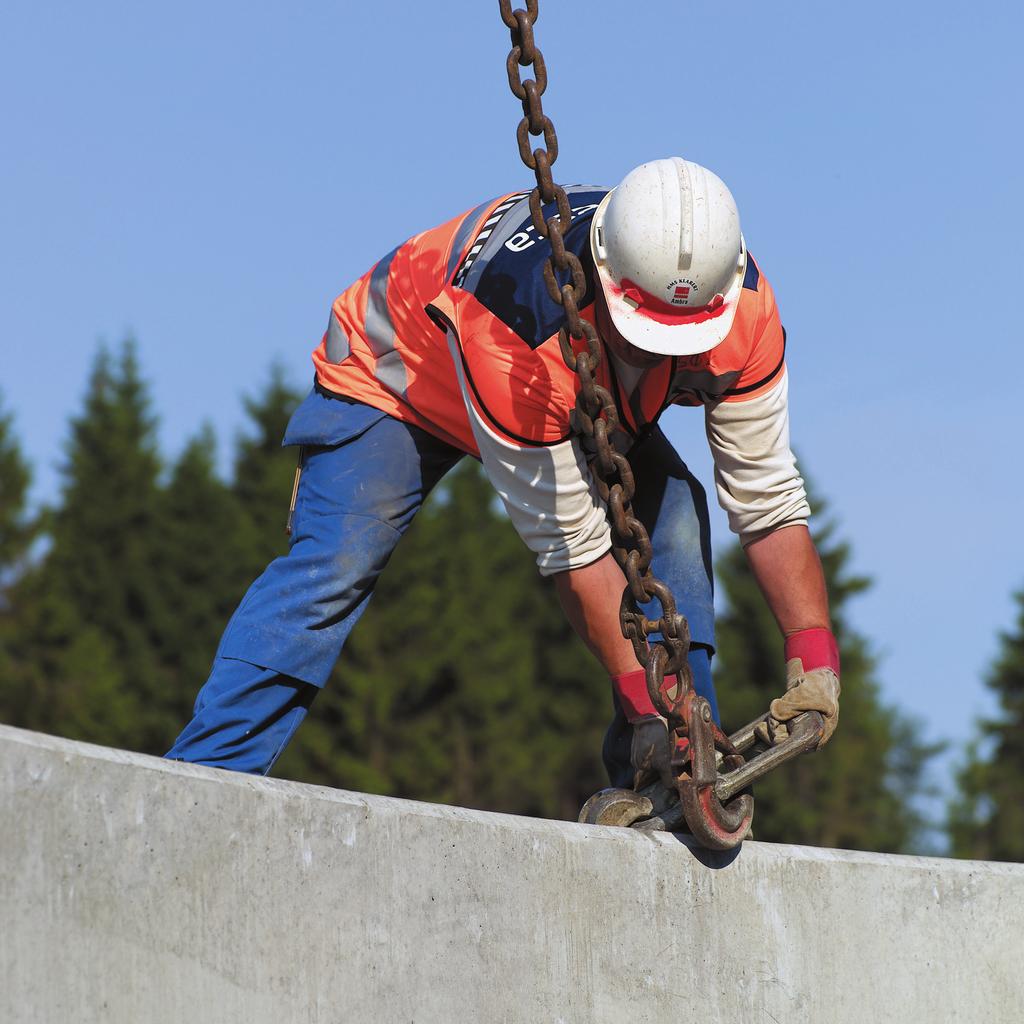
[2,723,1022,1023]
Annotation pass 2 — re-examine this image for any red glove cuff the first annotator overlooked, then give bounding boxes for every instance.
[784,628,840,676]
[611,668,659,723]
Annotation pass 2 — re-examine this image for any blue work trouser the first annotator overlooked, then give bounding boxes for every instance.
[166,390,718,784]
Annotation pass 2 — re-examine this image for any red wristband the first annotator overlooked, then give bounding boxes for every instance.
[784,628,840,676]
[611,668,659,722]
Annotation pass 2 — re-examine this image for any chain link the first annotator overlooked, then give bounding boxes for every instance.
[497,1,693,728]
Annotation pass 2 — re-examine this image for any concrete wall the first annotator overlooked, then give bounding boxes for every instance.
[2,723,1022,1024]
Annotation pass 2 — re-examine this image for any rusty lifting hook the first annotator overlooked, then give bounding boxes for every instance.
[579,708,825,849]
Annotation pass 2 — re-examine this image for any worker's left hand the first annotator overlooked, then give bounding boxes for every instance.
[765,628,841,749]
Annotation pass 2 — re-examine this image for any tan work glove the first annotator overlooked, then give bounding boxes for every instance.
[756,628,841,749]
[769,657,841,748]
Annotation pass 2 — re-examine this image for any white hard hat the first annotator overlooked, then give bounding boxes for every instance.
[590,157,747,356]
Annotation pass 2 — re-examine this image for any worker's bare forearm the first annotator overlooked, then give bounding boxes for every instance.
[552,551,640,676]
[743,524,831,637]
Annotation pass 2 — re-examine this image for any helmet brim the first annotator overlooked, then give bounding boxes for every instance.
[598,267,743,356]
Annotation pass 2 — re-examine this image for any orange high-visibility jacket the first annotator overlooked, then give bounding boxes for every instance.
[312,186,786,458]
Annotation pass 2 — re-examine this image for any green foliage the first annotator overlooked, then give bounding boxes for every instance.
[947,589,1024,862]
[0,353,303,753]
[0,394,37,713]
[148,425,254,727]
[231,364,304,575]
[50,342,163,657]
[0,345,156,746]
[0,392,34,575]
[714,486,940,853]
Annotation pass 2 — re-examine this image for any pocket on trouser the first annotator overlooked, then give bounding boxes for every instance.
[282,387,389,449]
[283,391,392,538]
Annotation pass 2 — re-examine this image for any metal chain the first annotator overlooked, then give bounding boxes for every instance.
[497,1,692,728]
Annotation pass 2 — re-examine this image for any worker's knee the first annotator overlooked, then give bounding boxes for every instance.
[216,511,402,686]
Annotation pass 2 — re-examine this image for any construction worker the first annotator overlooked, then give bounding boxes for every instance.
[166,158,840,794]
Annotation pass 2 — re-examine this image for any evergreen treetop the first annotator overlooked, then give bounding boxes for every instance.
[0,392,34,575]
[948,588,1024,862]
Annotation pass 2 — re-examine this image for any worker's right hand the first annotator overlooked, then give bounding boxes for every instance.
[628,714,677,790]
[612,668,678,790]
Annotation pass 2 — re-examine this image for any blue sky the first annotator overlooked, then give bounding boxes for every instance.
[2,1,1022,829]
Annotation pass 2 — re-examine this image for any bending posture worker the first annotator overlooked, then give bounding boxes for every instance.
[167,157,841,791]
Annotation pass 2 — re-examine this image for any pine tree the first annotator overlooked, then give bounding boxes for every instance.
[714,485,939,852]
[947,589,1024,862]
[0,392,34,577]
[4,343,164,748]
[232,365,304,575]
[148,425,255,732]
[0,395,36,718]
[147,368,304,748]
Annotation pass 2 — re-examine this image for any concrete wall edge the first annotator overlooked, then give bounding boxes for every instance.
[4,721,1020,879]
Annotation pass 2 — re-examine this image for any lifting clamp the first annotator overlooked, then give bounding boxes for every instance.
[579,676,825,850]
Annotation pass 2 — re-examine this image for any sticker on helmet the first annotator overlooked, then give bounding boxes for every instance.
[668,278,699,304]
